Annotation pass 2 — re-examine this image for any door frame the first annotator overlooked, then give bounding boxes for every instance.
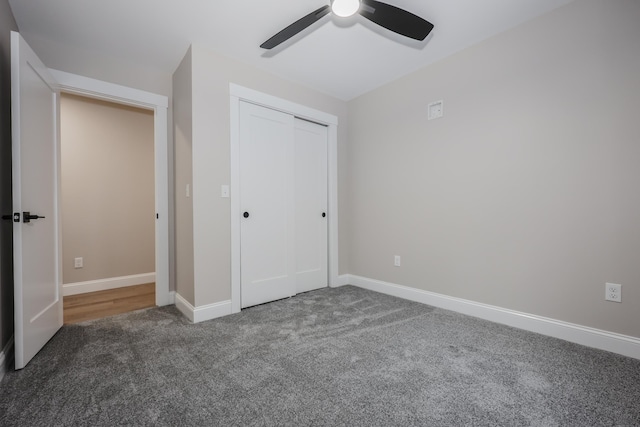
[49,69,171,307]
[230,84,339,313]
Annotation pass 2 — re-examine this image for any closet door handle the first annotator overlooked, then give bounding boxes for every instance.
[243,212,250,218]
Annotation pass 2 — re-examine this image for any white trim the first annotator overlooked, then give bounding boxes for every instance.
[62,273,156,296]
[229,84,337,126]
[167,291,176,305]
[49,70,167,108]
[174,293,194,322]
[229,84,339,313]
[0,336,14,382]
[174,293,232,324]
[11,31,24,369]
[333,274,350,287]
[230,95,241,314]
[47,69,172,307]
[327,124,339,288]
[345,274,640,360]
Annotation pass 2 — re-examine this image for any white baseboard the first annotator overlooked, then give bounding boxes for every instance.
[63,273,156,296]
[332,274,350,287]
[0,335,14,383]
[345,274,640,360]
[167,291,176,305]
[174,293,232,324]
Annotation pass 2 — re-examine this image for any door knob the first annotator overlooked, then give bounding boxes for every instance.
[243,212,250,218]
[23,211,45,223]
[322,212,326,218]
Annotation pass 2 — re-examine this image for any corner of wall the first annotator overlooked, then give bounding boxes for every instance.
[172,46,195,307]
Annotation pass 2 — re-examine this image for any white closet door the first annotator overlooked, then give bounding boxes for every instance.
[240,101,295,308]
[294,118,328,293]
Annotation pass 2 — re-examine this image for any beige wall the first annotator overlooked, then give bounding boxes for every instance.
[0,0,18,354]
[347,0,640,338]
[61,94,155,283]
[173,48,195,304]
[172,45,349,307]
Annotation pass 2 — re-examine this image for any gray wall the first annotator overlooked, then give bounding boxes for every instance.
[0,0,18,358]
[173,47,194,305]
[173,45,349,307]
[347,0,640,338]
[191,45,349,306]
[60,93,155,284]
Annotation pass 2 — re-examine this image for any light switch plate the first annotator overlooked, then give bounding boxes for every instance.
[221,185,230,198]
[428,100,444,120]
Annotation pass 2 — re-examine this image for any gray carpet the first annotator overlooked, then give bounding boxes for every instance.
[0,285,639,426]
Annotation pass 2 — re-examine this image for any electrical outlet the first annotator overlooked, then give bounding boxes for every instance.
[394,256,401,267]
[605,283,621,303]
[74,257,83,269]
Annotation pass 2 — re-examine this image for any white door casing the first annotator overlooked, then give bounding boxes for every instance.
[294,118,328,294]
[231,85,338,312]
[48,69,170,307]
[11,31,62,370]
[239,102,296,308]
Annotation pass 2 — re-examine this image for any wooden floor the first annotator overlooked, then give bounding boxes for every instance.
[63,283,156,324]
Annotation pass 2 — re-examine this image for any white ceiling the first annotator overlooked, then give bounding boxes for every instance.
[8,0,574,101]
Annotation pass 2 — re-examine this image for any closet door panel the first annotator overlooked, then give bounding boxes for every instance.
[239,102,295,308]
[294,118,328,293]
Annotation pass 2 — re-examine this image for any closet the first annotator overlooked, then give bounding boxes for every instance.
[239,101,328,308]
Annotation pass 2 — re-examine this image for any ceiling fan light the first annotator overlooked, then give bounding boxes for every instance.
[331,0,360,18]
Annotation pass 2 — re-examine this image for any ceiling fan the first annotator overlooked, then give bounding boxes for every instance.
[260,0,434,49]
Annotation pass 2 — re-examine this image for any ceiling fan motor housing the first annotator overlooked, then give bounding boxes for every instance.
[331,0,361,17]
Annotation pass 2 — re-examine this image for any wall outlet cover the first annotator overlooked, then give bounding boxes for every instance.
[605,283,622,303]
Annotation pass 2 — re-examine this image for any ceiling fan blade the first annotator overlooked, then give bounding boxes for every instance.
[359,0,434,41]
[260,5,332,49]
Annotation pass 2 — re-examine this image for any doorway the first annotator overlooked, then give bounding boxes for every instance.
[50,68,171,308]
[59,93,156,323]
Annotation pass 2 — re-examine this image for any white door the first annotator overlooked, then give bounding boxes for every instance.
[294,118,328,293]
[11,32,62,370]
[240,101,295,308]
[239,102,328,308]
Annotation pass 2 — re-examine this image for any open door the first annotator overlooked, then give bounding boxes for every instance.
[11,31,62,370]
